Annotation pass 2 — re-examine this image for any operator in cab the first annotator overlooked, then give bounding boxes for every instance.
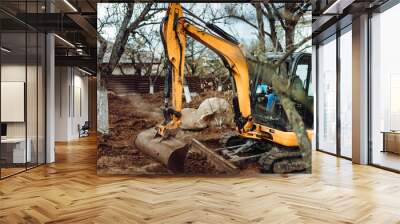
[256,82,277,113]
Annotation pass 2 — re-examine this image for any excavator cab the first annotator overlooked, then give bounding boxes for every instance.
[290,53,313,130]
[250,52,313,132]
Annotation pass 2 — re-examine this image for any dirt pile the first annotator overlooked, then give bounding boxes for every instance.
[98,90,237,175]
[181,97,233,130]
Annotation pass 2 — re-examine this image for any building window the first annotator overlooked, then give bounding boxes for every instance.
[339,27,352,158]
[370,4,400,171]
[317,36,337,154]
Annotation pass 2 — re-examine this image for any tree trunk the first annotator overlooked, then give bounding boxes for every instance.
[283,3,299,51]
[149,77,154,94]
[255,3,266,53]
[285,22,296,51]
[97,34,109,134]
[279,96,311,172]
[104,3,135,76]
[97,73,109,134]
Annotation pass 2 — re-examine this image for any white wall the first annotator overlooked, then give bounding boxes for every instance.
[55,66,69,141]
[55,67,89,141]
[71,72,89,138]
[1,65,26,139]
[1,63,46,164]
[1,66,25,165]
[1,65,41,137]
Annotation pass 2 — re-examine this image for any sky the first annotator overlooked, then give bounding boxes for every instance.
[97,3,311,56]
[98,3,260,43]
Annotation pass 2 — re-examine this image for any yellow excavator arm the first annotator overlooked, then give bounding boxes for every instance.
[159,3,253,135]
[157,3,186,135]
[158,3,312,147]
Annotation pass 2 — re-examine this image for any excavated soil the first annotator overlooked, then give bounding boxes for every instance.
[97,91,169,175]
[98,90,236,175]
[184,151,218,174]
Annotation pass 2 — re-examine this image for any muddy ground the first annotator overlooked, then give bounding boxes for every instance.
[97,90,240,175]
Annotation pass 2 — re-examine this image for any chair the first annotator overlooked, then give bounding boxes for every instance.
[79,121,90,138]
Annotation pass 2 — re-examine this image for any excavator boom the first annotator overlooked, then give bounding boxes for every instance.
[135,3,313,173]
[158,3,311,145]
[158,3,252,136]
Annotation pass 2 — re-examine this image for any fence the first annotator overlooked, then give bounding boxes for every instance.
[105,75,203,95]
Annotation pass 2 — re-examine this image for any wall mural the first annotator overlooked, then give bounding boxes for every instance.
[97,2,313,175]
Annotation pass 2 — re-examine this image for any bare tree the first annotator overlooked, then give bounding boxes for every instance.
[127,19,165,94]
[97,3,161,133]
[98,3,157,78]
[185,37,208,77]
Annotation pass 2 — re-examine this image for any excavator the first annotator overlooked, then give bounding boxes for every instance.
[135,3,313,173]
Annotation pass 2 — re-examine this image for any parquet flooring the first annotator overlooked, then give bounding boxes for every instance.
[1,167,26,178]
[0,135,400,223]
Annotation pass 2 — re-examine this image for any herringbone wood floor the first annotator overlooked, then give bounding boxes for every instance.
[1,135,400,224]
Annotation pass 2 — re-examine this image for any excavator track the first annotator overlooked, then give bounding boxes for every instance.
[218,134,306,173]
[257,146,306,173]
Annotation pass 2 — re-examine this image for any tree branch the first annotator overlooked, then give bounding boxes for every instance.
[214,15,273,39]
[274,34,312,67]
[127,3,154,32]
[270,4,286,29]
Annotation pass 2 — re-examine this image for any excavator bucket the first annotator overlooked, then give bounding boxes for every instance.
[135,128,190,173]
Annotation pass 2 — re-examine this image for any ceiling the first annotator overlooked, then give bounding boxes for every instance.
[0,0,97,73]
[312,0,389,43]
